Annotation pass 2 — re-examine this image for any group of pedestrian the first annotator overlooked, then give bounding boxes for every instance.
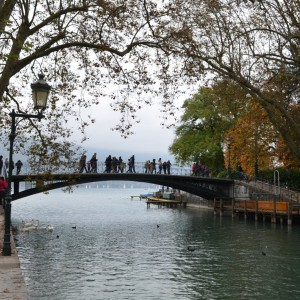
[191,162,210,177]
[104,155,135,173]
[103,155,126,173]
[78,153,173,174]
[144,158,171,175]
[0,155,23,176]
[79,153,98,173]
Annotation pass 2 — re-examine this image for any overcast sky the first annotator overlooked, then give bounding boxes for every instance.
[1,88,194,165]
[80,97,183,163]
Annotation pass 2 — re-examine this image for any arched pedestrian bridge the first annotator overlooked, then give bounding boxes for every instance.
[11,173,234,201]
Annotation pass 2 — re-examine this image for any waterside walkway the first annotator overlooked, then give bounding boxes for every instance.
[0,208,28,300]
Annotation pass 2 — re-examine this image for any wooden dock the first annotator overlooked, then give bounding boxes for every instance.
[145,196,187,208]
[214,198,300,225]
[130,193,153,200]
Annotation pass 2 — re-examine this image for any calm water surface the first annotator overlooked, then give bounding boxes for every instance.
[12,187,300,300]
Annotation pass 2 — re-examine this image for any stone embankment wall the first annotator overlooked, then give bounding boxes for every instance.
[183,192,214,209]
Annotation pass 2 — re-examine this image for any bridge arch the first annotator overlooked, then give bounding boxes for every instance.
[11,173,233,201]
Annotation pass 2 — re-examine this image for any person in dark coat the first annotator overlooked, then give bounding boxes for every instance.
[131,155,136,173]
[15,160,23,175]
[166,160,171,175]
[79,155,88,173]
[162,161,167,174]
[104,155,112,173]
[90,153,98,173]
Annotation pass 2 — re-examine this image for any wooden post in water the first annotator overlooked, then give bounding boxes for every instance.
[255,199,258,222]
[213,198,217,215]
[280,216,283,225]
[220,198,223,217]
[244,200,247,220]
[287,201,292,225]
[231,198,235,218]
[271,199,276,223]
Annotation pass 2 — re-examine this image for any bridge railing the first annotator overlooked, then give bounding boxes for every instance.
[247,178,300,203]
[9,162,193,177]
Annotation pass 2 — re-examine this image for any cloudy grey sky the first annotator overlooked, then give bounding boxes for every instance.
[80,98,182,163]
[1,88,194,165]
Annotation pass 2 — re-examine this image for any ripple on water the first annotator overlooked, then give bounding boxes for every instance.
[12,188,300,300]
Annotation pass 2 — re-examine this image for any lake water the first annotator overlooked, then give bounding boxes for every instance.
[11,185,300,300]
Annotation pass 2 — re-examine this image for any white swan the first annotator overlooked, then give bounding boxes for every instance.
[46,224,54,232]
[19,220,54,233]
[20,225,38,232]
[22,219,39,228]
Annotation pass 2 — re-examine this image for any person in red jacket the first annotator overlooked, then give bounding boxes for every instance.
[0,176,8,205]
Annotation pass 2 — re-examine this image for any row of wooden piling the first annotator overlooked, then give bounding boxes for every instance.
[213,198,300,225]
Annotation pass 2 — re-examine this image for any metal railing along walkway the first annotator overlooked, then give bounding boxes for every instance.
[245,179,300,203]
[4,162,192,177]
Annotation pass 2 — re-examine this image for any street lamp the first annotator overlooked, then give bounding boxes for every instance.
[227,136,232,178]
[2,74,51,256]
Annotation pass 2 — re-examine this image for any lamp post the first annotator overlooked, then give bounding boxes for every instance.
[2,74,51,256]
[227,136,232,178]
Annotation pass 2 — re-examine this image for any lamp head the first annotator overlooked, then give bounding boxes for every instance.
[31,74,51,113]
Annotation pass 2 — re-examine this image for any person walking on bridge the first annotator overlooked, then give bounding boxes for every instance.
[166,160,171,175]
[162,161,167,174]
[15,160,23,175]
[104,155,112,173]
[131,155,136,173]
[79,154,88,173]
[158,158,162,174]
[126,158,133,173]
[118,156,125,173]
[151,159,156,174]
[90,153,98,173]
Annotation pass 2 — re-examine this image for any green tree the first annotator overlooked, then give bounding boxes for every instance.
[164,0,300,163]
[169,81,246,173]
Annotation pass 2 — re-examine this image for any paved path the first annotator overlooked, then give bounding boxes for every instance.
[0,208,28,300]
